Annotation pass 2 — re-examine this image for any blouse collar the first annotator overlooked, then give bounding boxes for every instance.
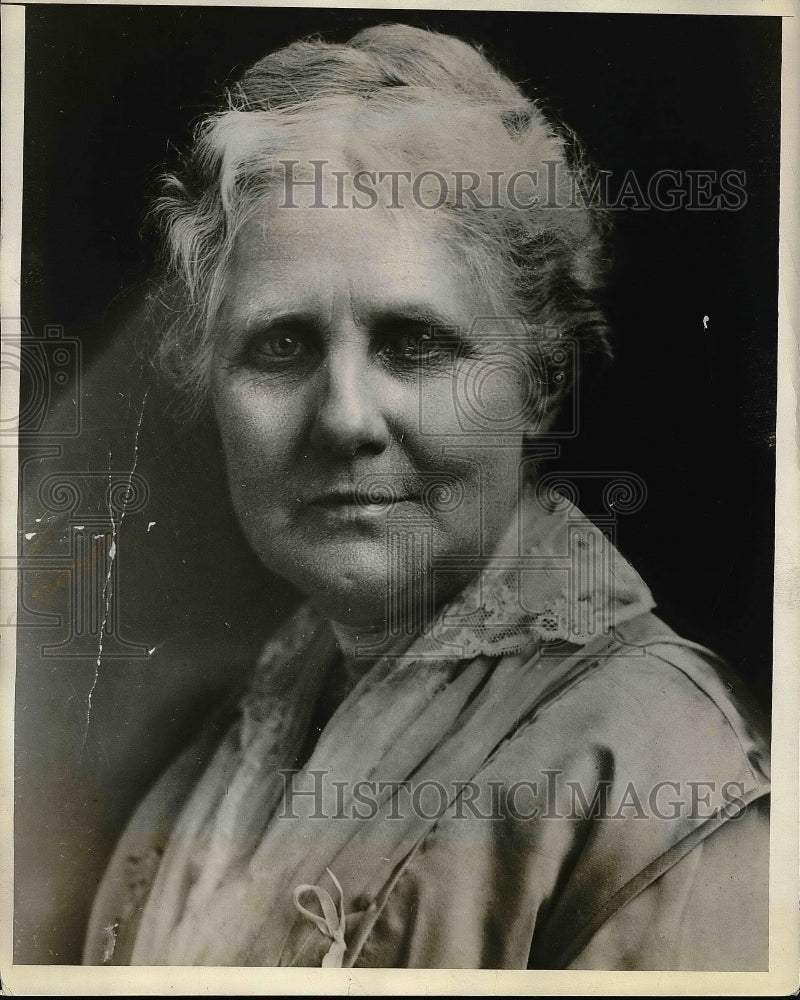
[416,485,656,658]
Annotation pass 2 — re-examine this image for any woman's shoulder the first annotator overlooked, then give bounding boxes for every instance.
[489,612,770,798]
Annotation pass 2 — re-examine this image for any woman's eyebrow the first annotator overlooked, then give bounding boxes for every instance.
[251,311,319,332]
[366,305,464,334]
[221,309,322,338]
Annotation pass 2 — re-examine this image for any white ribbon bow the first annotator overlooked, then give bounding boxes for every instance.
[293,868,348,968]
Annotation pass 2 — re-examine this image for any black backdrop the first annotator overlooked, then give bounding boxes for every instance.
[17,5,780,963]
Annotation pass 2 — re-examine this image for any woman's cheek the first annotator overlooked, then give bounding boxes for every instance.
[415,370,466,440]
[215,377,297,472]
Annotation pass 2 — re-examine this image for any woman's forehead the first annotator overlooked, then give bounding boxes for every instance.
[221,205,496,327]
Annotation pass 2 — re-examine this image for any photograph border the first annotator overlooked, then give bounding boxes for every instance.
[1,0,798,994]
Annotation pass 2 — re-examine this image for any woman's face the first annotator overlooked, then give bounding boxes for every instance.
[212,204,537,626]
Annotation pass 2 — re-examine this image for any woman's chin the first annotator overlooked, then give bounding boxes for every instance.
[262,535,434,623]
[292,565,424,628]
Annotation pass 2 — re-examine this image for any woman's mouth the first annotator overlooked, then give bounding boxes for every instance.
[302,488,420,525]
[309,490,411,510]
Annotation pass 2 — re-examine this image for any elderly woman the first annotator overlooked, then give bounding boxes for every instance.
[83,24,769,970]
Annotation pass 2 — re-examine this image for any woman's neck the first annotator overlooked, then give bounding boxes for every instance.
[327,618,384,661]
[325,616,419,684]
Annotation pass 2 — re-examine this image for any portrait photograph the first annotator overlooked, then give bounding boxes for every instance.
[1,0,798,994]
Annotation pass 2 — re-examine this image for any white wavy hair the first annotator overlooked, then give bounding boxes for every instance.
[149,23,612,417]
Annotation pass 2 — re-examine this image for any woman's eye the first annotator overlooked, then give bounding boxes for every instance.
[248,332,311,367]
[267,336,303,357]
[379,333,440,363]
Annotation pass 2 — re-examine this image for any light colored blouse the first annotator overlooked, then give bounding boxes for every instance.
[83,490,770,969]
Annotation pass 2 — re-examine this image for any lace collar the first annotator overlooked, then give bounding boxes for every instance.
[409,485,655,659]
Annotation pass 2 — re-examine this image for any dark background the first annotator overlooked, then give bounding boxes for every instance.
[17,5,780,963]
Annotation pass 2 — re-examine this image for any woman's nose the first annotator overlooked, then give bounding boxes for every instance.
[309,347,390,457]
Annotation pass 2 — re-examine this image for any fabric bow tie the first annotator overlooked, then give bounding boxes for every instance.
[293,868,347,968]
